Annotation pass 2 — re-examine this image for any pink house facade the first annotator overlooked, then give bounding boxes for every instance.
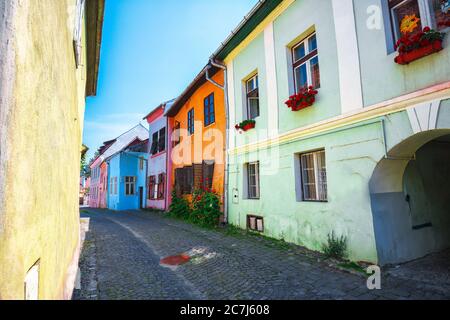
[89,156,103,208]
[144,101,173,211]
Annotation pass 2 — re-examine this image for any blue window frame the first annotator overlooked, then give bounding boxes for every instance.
[188,109,195,135]
[204,93,215,127]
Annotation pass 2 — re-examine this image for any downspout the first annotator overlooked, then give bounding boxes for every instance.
[165,115,170,211]
[206,59,229,225]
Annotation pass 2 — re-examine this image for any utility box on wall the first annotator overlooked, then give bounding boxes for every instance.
[232,188,239,204]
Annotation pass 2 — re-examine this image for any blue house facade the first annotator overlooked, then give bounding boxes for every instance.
[107,139,149,211]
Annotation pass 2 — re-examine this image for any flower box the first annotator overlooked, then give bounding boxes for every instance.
[395,40,443,65]
[285,86,318,112]
[395,27,445,65]
[235,120,256,132]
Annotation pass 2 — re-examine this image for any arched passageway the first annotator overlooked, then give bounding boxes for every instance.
[370,130,450,265]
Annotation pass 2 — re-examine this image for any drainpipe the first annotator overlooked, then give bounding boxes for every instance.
[206,59,229,225]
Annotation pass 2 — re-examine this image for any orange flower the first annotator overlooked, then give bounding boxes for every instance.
[400,14,421,34]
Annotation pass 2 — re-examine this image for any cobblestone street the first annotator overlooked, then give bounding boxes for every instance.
[73,209,450,300]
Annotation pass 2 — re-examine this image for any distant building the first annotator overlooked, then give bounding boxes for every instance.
[88,124,148,208]
[107,139,149,211]
[144,100,173,211]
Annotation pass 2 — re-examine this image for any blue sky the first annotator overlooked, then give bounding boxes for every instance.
[84,0,257,160]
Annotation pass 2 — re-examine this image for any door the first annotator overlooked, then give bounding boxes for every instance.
[139,187,144,209]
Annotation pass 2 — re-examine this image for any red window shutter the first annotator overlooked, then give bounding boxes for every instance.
[158,173,165,199]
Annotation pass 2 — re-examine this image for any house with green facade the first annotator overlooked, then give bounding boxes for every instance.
[212,0,450,265]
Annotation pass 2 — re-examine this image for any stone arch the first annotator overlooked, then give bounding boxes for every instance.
[369,129,450,265]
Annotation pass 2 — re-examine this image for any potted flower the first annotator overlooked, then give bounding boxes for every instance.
[235,120,256,132]
[395,26,446,65]
[285,86,318,112]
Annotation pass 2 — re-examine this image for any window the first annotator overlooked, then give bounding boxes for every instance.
[150,128,166,155]
[175,163,214,196]
[188,109,195,135]
[114,177,118,195]
[300,150,327,202]
[204,93,215,127]
[125,176,136,196]
[389,0,423,41]
[158,128,166,153]
[151,132,159,155]
[73,0,85,68]
[389,0,450,43]
[431,0,450,31]
[247,162,260,199]
[246,75,260,120]
[139,158,145,171]
[292,33,320,93]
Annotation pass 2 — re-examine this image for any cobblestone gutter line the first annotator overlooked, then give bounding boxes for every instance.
[73,218,99,300]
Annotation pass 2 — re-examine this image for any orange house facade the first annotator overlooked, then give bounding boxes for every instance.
[166,66,226,208]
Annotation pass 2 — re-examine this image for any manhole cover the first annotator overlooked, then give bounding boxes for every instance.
[160,254,190,266]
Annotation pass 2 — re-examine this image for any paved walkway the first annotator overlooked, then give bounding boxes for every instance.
[73,209,449,300]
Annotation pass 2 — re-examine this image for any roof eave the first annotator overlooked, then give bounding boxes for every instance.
[211,0,282,62]
[85,0,105,97]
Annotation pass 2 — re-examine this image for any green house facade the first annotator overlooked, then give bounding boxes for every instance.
[215,0,450,264]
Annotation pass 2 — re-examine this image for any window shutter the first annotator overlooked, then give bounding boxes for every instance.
[202,161,215,190]
[151,132,159,155]
[175,168,183,197]
[193,164,203,190]
[158,173,165,199]
[184,166,193,194]
[158,128,166,153]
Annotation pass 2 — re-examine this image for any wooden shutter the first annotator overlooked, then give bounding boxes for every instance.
[158,128,166,153]
[184,166,193,194]
[202,161,215,190]
[151,132,159,155]
[175,168,183,197]
[193,164,203,190]
[158,173,165,199]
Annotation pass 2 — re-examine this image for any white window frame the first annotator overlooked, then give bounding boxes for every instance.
[247,162,260,200]
[292,32,320,94]
[299,150,328,202]
[246,74,260,120]
[125,176,136,196]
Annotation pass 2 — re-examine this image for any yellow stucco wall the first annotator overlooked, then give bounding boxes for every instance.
[0,0,88,300]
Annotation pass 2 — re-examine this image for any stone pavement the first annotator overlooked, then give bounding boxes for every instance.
[73,209,450,300]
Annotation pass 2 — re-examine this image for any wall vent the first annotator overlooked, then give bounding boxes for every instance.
[247,215,264,232]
